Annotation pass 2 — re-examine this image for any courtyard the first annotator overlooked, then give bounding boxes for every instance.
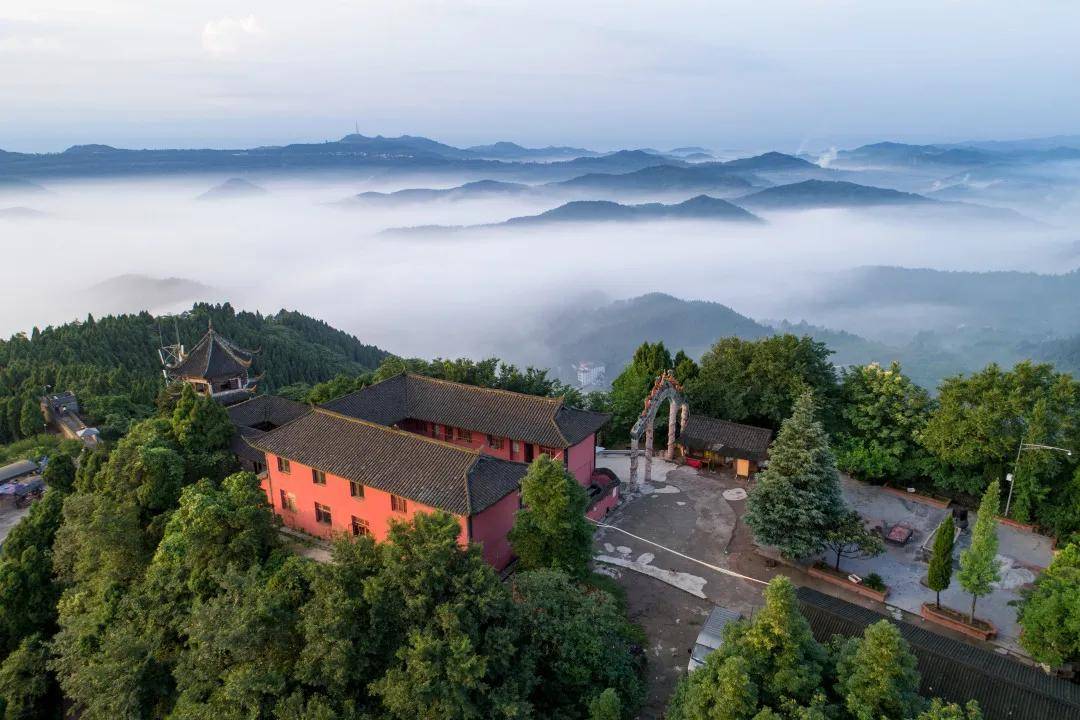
[830,475,1054,653]
[591,454,1055,716]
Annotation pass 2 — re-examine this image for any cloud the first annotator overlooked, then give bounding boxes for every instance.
[201,15,262,57]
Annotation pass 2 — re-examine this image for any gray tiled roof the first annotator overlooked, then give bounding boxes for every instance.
[322,372,609,448]
[251,408,526,515]
[167,328,254,381]
[227,394,311,430]
[679,414,772,460]
[796,586,1080,720]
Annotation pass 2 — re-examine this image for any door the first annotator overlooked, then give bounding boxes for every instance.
[524,443,534,463]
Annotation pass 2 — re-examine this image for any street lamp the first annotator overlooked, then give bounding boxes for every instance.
[1004,442,1074,518]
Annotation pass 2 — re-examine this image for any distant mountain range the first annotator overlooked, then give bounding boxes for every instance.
[548,164,756,198]
[385,195,761,234]
[339,180,536,207]
[502,195,761,225]
[737,179,931,209]
[826,140,1080,171]
[0,177,46,194]
[196,177,267,201]
[465,141,599,161]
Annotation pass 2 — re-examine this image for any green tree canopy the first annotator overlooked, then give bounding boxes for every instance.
[509,455,594,577]
[957,481,1002,623]
[607,341,675,441]
[836,362,931,482]
[833,620,923,720]
[745,392,846,559]
[927,515,955,609]
[685,335,838,431]
[1017,542,1080,667]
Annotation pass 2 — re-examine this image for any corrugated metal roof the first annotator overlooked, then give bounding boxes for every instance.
[0,460,39,484]
[795,587,1080,720]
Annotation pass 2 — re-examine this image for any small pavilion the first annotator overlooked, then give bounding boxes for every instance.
[163,323,259,405]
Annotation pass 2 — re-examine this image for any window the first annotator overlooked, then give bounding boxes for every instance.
[349,480,365,499]
[315,502,332,525]
[442,425,453,440]
[511,441,521,456]
[312,468,326,485]
[390,494,407,513]
[457,428,472,443]
[487,435,503,450]
[279,490,297,512]
[351,516,371,537]
[277,456,291,473]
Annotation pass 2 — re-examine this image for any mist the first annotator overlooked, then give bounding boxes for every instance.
[2,170,1078,373]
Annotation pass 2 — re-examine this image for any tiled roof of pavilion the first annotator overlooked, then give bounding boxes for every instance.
[678,414,772,460]
[251,407,527,515]
[796,587,1080,720]
[321,372,610,448]
[227,394,311,430]
[227,395,312,465]
[166,327,254,381]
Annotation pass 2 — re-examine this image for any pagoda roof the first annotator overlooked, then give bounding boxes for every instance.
[252,407,527,515]
[321,372,610,448]
[167,327,255,381]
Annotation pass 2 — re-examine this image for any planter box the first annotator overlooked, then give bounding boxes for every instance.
[996,515,1038,533]
[920,603,997,641]
[881,484,951,508]
[808,564,888,602]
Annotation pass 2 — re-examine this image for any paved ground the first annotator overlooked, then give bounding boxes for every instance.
[590,458,1055,716]
[0,505,32,547]
[831,475,1054,653]
[594,456,770,719]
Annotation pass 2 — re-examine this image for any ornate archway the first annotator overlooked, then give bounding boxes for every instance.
[629,371,689,489]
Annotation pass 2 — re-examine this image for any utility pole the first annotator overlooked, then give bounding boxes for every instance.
[1004,442,1074,517]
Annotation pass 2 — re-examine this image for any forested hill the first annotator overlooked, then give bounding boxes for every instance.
[0,302,389,443]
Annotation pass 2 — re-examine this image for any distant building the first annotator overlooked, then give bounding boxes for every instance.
[40,391,100,448]
[163,324,258,405]
[576,361,606,387]
[0,460,39,485]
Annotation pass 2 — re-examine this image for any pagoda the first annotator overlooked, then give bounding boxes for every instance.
[163,322,259,404]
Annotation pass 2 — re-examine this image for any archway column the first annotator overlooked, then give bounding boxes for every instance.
[644,426,654,484]
[665,399,679,461]
[629,435,639,490]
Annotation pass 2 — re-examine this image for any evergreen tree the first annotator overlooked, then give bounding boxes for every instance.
[668,655,759,720]
[509,455,594,577]
[607,341,674,441]
[927,515,955,609]
[744,392,846,559]
[42,452,75,494]
[588,688,622,720]
[834,620,923,720]
[958,481,1002,624]
[716,577,827,707]
[1016,542,1080,667]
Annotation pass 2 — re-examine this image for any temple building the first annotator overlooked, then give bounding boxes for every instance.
[163,325,259,405]
[246,372,613,569]
[676,414,772,478]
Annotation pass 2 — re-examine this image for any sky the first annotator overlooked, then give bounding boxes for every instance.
[2,1,1080,152]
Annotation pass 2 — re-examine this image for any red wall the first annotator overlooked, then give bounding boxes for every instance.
[261,452,519,569]
[262,453,467,543]
[469,490,520,569]
[567,434,596,486]
[404,419,565,465]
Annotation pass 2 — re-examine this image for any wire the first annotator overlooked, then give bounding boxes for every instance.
[590,519,769,586]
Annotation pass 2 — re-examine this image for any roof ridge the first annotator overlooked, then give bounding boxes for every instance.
[314,406,483,458]
[405,371,564,406]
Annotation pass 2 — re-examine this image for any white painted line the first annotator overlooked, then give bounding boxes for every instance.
[590,519,769,586]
